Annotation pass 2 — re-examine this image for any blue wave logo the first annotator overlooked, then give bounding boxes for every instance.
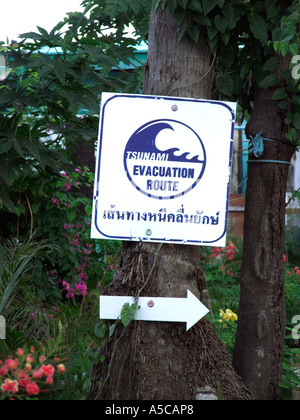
[124,119,206,200]
[124,121,205,164]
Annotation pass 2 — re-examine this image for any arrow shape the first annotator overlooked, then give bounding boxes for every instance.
[100,289,209,331]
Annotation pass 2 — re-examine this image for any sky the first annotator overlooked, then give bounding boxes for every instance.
[0,0,84,43]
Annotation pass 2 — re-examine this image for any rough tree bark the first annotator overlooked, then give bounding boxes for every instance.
[89,7,252,401]
[232,58,297,400]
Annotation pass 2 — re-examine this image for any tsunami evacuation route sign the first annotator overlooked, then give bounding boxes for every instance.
[91,93,236,247]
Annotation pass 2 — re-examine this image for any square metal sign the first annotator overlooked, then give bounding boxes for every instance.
[91,93,236,247]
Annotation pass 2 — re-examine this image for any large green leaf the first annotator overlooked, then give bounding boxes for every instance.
[202,0,216,16]
[248,14,268,44]
[214,14,228,34]
[216,73,234,96]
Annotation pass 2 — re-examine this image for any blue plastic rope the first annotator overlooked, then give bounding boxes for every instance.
[248,131,282,158]
[239,132,291,195]
[248,159,291,165]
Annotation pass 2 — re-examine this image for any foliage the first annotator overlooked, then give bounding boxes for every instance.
[0,0,148,224]
[0,0,299,400]
[156,0,300,143]
[0,237,60,319]
[204,238,300,398]
[0,0,147,400]
[0,346,66,400]
[203,238,242,355]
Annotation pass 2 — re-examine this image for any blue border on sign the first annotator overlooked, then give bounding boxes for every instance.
[93,94,236,245]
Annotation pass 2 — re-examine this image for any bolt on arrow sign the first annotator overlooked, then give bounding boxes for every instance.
[100,289,209,331]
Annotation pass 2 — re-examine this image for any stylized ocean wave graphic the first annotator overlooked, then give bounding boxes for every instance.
[125,121,204,163]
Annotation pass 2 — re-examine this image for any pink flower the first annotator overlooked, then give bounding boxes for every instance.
[32,369,43,380]
[62,281,70,290]
[64,183,72,191]
[46,376,53,385]
[41,364,55,377]
[26,381,40,395]
[5,359,19,370]
[66,288,76,299]
[75,282,87,296]
[16,348,24,358]
[26,355,34,364]
[0,366,8,376]
[1,379,19,394]
[75,168,81,173]
[52,197,60,205]
[57,364,66,373]
[17,371,31,388]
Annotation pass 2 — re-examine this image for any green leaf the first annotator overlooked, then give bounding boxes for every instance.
[168,0,177,13]
[188,0,203,13]
[66,207,76,223]
[291,113,300,130]
[0,158,15,185]
[208,35,218,55]
[202,0,216,16]
[286,128,298,143]
[193,15,211,27]
[207,25,218,41]
[215,0,225,7]
[0,194,17,212]
[109,322,117,338]
[259,74,278,89]
[289,43,299,56]
[121,302,137,327]
[87,346,100,362]
[222,4,234,23]
[216,73,233,96]
[263,57,280,71]
[94,321,107,340]
[177,0,188,8]
[272,88,287,101]
[214,14,228,34]
[279,41,289,57]
[187,26,200,44]
[221,45,235,68]
[248,14,268,45]
[265,2,280,19]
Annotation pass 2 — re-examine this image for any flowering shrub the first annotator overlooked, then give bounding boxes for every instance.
[219,309,238,327]
[0,347,66,400]
[211,240,237,263]
[29,166,120,303]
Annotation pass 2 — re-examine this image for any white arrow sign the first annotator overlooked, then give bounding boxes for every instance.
[100,289,209,331]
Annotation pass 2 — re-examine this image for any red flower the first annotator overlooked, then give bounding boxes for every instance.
[1,379,19,394]
[16,349,24,357]
[26,381,40,396]
[57,364,66,373]
[5,359,19,370]
[41,364,55,377]
[46,376,53,385]
[32,369,43,380]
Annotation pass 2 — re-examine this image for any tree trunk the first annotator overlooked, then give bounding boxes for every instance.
[89,7,252,401]
[232,83,297,399]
